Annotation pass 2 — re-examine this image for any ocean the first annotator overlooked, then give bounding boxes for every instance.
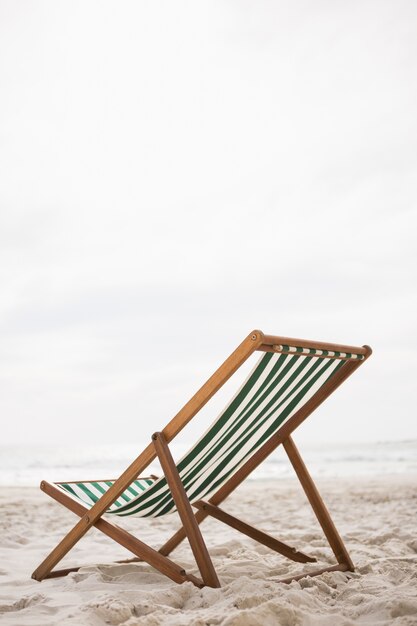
[0,439,416,487]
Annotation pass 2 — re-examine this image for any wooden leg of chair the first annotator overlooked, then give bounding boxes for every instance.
[283,436,354,570]
[153,432,221,588]
[32,481,203,587]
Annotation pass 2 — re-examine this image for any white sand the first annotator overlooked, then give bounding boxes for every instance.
[1,476,417,625]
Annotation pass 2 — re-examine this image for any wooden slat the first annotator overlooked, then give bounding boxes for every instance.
[60,476,157,485]
[261,335,370,356]
[44,556,144,578]
[193,500,316,563]
[153,433,221,588]
[276,562,349,584]
[258,345,364,361]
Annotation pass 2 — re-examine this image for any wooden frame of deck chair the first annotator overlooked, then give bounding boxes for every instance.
[32,330,372,588]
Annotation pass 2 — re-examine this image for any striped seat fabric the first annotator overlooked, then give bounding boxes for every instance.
[57,347,361,517]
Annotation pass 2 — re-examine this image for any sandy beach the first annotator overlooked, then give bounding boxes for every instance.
[1,475,416,625]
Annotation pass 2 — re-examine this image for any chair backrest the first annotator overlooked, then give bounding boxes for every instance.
[107,346,364,517]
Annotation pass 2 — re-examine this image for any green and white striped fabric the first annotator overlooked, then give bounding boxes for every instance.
[57,348,358,517]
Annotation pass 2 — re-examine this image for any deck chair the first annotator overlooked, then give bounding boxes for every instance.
[32,330,372,587]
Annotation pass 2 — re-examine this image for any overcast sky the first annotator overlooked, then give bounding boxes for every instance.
[1,1,416,448]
